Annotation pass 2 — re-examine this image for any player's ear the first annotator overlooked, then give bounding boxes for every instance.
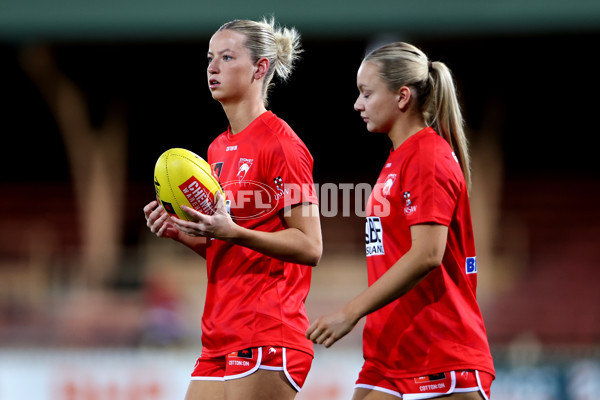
[397,86,412,111]
[254,57,269,80]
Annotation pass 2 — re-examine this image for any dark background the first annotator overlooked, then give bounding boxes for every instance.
[3,32,599,187]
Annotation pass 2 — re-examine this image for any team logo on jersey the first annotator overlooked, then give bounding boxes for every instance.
[466,256,477,274]
[403,191,417,216]
[382,174,397,196]
[274,176,284,191]
[273,175,291,201]
[365,217,385,256]
[237,158,254,181]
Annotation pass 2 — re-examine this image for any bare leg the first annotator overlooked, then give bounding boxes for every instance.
[225,369,298,400]
[352,388,400,400]
[184,380,224,400]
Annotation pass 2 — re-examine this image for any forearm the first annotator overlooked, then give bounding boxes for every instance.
[228,224,321,266]
[307,224,447,348]
[176,234,208,259]
[343,249,436,322]
[174,202,322,265]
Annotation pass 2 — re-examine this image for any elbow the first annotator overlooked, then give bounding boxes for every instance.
[423,259,441,274]
[303,238,322,267]
[426,254,444,272]
[306,242,323,267]
[418,249,444,274]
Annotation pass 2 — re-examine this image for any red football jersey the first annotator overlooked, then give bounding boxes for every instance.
[202,111,318,357]
[364,127,495,378]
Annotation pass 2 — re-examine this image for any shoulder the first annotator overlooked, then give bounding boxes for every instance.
[411,128,451,153]
[401,128,454,164]
[262,112,299,139]
[401,128,465,185]
[261,113,311,154]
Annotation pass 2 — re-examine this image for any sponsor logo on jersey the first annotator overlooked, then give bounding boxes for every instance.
[226,145,238,151]
[365,216,385,256]
[466,256,477,274]
[237,158,254,181]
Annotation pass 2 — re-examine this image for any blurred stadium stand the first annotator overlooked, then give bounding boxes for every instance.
[486,178,600,346]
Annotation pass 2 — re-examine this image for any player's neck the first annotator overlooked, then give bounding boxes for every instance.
[222,99,267,135]
[388,115,426,150]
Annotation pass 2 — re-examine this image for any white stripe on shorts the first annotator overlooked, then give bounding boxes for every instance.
[224,347,263,381]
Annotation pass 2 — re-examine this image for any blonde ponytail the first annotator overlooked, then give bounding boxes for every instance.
[429,62,471,191]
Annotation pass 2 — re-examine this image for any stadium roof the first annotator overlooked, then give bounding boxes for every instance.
[1,0,600,42]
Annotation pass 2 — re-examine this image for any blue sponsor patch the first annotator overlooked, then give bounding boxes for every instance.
[466,257,477,274]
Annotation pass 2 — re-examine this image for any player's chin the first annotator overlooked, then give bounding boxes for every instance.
[366,123,385,134]
[210,90,227,102]
[365,123,378,133]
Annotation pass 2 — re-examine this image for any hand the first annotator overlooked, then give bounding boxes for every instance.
[173,191,238,240]
[143,200,180,239]
[306,308,359,348]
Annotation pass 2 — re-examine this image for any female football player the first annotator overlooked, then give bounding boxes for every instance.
[144,17,322,400]
[306,42,495,399]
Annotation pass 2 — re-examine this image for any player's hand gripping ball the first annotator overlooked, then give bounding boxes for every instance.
[154,148,223,220]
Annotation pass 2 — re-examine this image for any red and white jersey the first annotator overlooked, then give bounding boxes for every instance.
[202,111,318,357]
[364,127,494,378]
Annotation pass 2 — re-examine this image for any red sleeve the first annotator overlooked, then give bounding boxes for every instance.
[402,137,462,227]
[264,134,318,213]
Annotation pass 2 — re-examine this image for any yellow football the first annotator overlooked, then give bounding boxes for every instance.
[154,148,223,220]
